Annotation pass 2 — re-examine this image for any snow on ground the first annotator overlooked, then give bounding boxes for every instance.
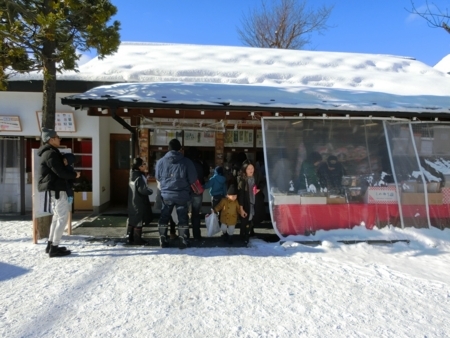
[1,219,450,338]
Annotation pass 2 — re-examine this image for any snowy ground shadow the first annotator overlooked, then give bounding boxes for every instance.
[0,262,30,281]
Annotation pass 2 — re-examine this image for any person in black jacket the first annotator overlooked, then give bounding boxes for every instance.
[317,155,346,194]
[238,161,266,245]
[127,157,153,245]
[38,128,80,257]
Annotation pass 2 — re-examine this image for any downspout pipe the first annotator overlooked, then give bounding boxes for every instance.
[110,106,137,159]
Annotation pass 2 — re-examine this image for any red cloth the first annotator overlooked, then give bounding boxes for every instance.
[272,204,450,235]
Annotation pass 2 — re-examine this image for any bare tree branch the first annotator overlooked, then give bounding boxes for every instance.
[237,0,333,49]
[408,0,450,34]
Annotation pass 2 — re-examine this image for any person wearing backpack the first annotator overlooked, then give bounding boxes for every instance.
[203,166,227,210]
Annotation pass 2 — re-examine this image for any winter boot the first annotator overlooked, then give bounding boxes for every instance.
[243,224,250,245]
[126,225,134,244]
[45,241,67,254]
[222,232,229,241]
[158,225,169,248]
[178,225,190,249]
[49,245,71,257]
[133,227,148,245]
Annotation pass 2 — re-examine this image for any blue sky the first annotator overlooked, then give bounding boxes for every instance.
[107,0,450,67]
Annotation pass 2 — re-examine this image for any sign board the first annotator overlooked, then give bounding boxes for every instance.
[184,131,216,146]
[256,130,263,148]
[150,130,183,146]
[36,111,76,132]
[224,129,254,147]
[0,116,22,131]
[364,186,398,204]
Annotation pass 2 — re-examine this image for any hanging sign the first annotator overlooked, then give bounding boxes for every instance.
[256,130,263,147]
[184,131,216,146]
[149,130,183,146]
[224,129,254,147]
[0,116,22,131]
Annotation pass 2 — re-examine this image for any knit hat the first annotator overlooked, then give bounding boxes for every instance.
[41,127,57,143]
[168,138,182,151]
[227,185,238,195]
[215,166,224,176]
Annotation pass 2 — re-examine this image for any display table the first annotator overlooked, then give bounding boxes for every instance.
[273,204,450,235]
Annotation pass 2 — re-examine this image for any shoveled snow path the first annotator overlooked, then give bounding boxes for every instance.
[1,220,449,337]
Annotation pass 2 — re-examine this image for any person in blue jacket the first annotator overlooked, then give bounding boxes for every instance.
[203,166,227,209]
[155,139,197,249]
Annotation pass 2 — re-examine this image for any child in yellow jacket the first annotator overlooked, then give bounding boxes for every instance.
[213,185,242,244]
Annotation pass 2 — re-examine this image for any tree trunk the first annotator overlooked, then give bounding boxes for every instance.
[41,37,57,130]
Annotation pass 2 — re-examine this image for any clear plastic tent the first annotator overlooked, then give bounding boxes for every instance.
[261,118,450,238]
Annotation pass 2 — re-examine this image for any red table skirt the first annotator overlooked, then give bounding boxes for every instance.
[273,204,450,236]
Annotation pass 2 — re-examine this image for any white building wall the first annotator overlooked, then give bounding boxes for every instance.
[0,91,118,212]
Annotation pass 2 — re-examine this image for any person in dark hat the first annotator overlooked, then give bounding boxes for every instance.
[317,155,346,193]
[155,138,197,249]
[38,128,80,257]
[127,157,153,245]
[213,184,241,244]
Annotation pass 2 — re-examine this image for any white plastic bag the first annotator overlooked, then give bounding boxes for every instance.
[205,213,220,237]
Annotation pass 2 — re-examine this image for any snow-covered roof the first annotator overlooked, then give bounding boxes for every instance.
[12,42,450,113]
[62,81,450,114]
[434,54,450,74]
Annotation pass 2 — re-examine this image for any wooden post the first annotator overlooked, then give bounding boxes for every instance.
[32,218,38,244]
[32,149,52,243]
[36,215,52,240]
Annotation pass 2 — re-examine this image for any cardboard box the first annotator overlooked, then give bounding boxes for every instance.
[327,196,346,204]
[364,186,398,204]
[401,193,442,205]
[300,196,327,205]
[273,194,300,205]
[74,191,93,210]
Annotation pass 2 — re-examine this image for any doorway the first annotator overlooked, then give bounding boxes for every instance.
[110,134,131,207]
